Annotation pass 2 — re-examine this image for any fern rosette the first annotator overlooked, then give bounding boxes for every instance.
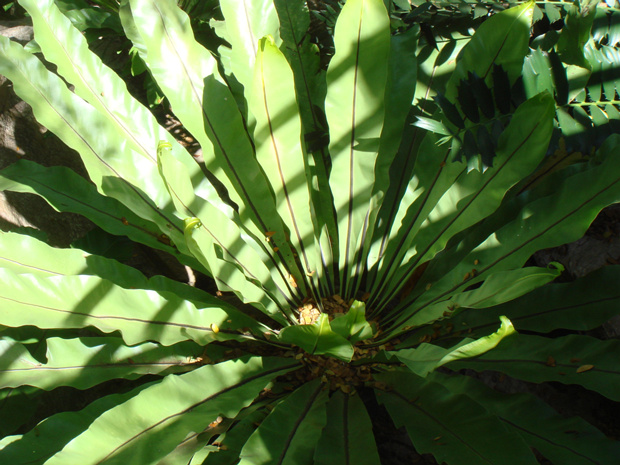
[0,1,619,464]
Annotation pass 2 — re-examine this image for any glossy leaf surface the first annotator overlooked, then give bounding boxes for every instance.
[240,379,328,465]
[450,333,620,401]
[325,0,390,291]
[0,337,200,390]
[279,314,354,361]
[45,357,299,465]
[376,370,538,465]
[314,391,380,465]
[430,371,620,465]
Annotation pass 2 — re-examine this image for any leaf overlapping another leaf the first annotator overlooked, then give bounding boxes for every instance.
[448,333,620,401]
[44,357,299,465]
[325,0,390,295]
[0,0,618,464]
[396,134,620,330]
[0,268,256,346]
[0,336,198,390]
[429,371,620,465]
[124,0,307,302]
[376,370,539,465]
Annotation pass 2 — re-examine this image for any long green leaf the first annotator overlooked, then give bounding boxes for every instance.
[274,0,337,291]
[0,382,154,465]
[445,0,535,100]
[239,379,328,465]
[44,357,299,465]
[430,371,620,465]
[249,36,319,291]
[218,0,281,94]
[366,130,462,302]
[449,333,620,401]
[375,370,538,465]
[0,337,200,390]
[359,25,418,291]
[154,418,230,465]
[125,0,306,298]
[19,0,195,179]
[375,92,555,312]
[399,134,620,327]
[314,391,381,465]
[156,146,294,321]
[403,92,553,267]
[390,264,562,334]
[0,268,257,346]
[155,144,292,321]
[16,0,203,247]
[181,217,292,323]
[0,160,207,272]
[0,231,146,283]
[367,32,469,290]
[375,26,418,173]
[325,0,390,293]
[202,405,270,465]
[0,231,265,332]
[437,265,620,339]
[0,34,190,256]
[0,386,38,437]
[273,0,325,136]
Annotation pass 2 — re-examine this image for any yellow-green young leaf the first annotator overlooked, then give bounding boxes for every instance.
[279,314,355,361]
[393,320,517,378]
[392,342,469,378]
[438,316,516,367]
[329,300,374,343]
